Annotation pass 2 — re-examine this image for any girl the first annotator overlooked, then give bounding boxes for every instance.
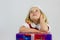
[19,7,49,33]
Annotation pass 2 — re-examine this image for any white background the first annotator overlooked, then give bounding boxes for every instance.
[0,0,60,40]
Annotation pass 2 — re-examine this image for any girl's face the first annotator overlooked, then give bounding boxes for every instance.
[29,7,41,21]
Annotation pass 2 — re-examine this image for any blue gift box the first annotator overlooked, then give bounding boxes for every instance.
[45,34,52,40]
[16,33,31,40]
[16,33,24,40]
[23,35,31,40]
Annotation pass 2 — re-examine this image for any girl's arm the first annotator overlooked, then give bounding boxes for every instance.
[40,22,49,32]
[19,26,40,33]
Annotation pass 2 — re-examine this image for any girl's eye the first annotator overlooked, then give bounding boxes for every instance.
[36,10,38,12]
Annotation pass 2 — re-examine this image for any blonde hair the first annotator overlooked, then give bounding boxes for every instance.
[25,7,48,24]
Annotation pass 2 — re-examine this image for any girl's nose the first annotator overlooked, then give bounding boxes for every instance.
[33,12,36,14]
[33,10,38,14]
[33,11,36,14]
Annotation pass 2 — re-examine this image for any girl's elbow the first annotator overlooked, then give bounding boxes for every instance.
[19,26,25,33]
[40,28,49,32]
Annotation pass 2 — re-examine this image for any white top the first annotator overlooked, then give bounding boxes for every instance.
[21,22,51,31]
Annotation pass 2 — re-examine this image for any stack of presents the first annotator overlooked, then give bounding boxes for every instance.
[16,32,52,40]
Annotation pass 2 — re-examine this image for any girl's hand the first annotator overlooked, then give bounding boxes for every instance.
[40,14,45,24]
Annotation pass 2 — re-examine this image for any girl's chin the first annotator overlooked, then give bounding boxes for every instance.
[32,16,38,18]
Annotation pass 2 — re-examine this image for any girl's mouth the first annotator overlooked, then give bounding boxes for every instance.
[33,14,37,16]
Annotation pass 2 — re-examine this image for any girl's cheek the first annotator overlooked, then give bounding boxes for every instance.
[31,14,33,17]
[30,14,33,18]
[38,13,40,17]
[30,13,32,16]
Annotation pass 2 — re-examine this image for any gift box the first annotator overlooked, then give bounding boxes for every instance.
[23,35,31,40]
[16,33,31,40]
[16,33,24,40]
[34,33,52,40]
[16,33,52,40]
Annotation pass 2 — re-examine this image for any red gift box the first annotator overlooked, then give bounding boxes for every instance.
[34,33,45,40]
[34,33,52,40]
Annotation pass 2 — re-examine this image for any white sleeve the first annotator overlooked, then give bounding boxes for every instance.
[47,24,51,32]
[37,25,41,30]
[22,23,30,28]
